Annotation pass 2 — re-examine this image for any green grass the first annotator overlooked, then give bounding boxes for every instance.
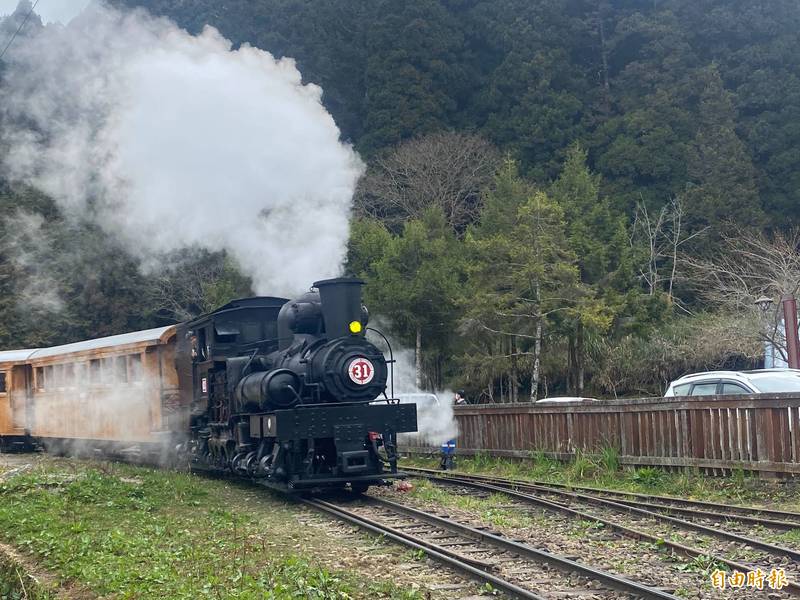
[402,451,800,510]
[0,559,54,600]
[0,459,423,599]
[408,479,534,529]
[777,528,800,546]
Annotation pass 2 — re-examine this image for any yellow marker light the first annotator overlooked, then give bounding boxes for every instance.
[349,320,363,334]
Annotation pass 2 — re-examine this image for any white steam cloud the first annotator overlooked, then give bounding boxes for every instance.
[368,326,459,446]
[392,348,459,447]
[3,210,64,312]
[0,2,363,295]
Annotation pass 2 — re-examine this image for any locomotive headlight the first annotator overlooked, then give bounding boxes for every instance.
[349,320,362,334]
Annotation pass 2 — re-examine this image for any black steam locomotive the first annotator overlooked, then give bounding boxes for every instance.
[175,277,417,492]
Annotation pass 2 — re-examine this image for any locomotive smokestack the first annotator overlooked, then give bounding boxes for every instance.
[314,278,365,340]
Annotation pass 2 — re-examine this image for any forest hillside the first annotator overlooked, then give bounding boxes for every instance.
[2,0,798,399]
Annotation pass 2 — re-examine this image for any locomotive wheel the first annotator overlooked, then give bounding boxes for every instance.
[350,482,369,495]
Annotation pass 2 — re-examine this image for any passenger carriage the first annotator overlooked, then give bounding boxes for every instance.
[0,327,184,457]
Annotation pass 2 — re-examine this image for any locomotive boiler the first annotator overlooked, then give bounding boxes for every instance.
[175,277,417,492]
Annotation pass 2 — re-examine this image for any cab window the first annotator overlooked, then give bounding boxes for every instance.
[690,382,719,396]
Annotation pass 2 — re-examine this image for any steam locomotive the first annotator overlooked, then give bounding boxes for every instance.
[0,278,417,493]
[176,277,417,492]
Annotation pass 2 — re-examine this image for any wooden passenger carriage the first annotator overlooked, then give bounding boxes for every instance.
[0,349,38,450]
[0,326,186,455]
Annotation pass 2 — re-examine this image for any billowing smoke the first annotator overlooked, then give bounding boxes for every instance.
[3,210,64,312]
[368,327,458,446]
[392,348,459,446]
[0,2,362,295]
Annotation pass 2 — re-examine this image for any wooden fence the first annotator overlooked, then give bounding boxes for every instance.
[404,395,800,475]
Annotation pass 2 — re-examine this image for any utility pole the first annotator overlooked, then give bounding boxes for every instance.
[782,295,800,369]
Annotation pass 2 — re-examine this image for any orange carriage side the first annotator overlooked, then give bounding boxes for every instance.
[0,349,39,450]
[1,326,188,457]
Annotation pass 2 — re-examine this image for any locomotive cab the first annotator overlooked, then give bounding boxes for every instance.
[176,278,417,492]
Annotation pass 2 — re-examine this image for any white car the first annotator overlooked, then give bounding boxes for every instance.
[664,369,800,397]
[395,393,440,408]
[534,396,598,404]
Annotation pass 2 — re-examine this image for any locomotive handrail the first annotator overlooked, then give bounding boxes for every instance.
[366,327,394,399]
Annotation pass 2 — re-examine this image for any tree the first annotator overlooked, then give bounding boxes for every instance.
[550,143,622,284]
[684,65,763,233]
[354,131,502,234]
[345,217,393,281]
[684,227,800,362]
[146,250,252,321]
[630,196,707,299]
[363,207,464,390]
[463,161,582,401]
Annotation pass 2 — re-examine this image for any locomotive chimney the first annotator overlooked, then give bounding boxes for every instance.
[313,277,365,340]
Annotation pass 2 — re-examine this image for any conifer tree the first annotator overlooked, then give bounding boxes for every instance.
[465,161,582,400]
[684,65,763,233]
[362,208,464,390]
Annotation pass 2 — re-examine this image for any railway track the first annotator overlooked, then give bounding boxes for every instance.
[403,467,800,596]
[302,494,682,600]
[404,467,800,529]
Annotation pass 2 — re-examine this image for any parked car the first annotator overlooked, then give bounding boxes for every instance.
[664,369,800,396]
[394,393,440,408]
[534,396,598,404]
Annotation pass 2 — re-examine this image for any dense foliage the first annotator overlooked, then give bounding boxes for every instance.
[3,0,799,398]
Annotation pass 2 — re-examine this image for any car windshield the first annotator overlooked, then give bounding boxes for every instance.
[752,376,800,393]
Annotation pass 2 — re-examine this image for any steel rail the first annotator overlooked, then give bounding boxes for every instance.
[419,469,800,530]
[407,470,800,596]
[405,468,800,555]
[423,471,800,561]
[598,496,800,530]
[301,498,546,600]
[404,466,800,524]
[304,495,681,600]
[370,496,681,600]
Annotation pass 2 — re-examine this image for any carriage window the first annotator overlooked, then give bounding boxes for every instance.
[115,356,128,382]
[128,354,142,382]
[0,372,6,393]
[74,363,86,385]
[35,367,44,390]
[53,364,64,387]
[101,358,114,383]
[44,365,54,388]
[89,359,101,384]
[63,364,75,387]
